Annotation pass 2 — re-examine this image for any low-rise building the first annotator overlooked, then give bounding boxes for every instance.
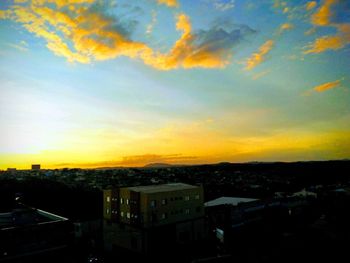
[0,207,73,262]
[103,183,206,254]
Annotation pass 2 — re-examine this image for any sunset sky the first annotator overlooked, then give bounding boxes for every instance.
[0,0,349,169]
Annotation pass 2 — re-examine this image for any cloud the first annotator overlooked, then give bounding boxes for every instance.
[273,0,290,14]
[279,23,294,34]
[0,9,13,19]
[306,1,317,11]
[305,0,350,54]
[142,13,243,70]
[283,7,289,14]
[157,0,178,8]
[305,23,350,54]
[252,69,271,80]
[245,40,274,70]
[146,10,157,35]
[213,0,235,12]
[313,79,342,92]
[7,40,29,52]
[55,154,198,167]
[304,24,350,53]
[304,27,317,36]
[273,0,287,10]
[311,0,337,26]
[0,1,255,70]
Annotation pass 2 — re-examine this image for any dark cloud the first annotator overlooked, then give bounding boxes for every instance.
[83,2,139,38]
[55,154,198,168]
[193,24,256,54]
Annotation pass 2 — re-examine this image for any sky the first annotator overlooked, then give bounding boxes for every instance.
[0,0,349,169]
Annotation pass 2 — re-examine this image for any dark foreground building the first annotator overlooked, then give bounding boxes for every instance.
[0,207,73,262]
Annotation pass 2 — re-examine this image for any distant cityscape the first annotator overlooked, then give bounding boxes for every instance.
[1,160,350,262]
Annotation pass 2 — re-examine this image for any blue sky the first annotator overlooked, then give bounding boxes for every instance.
[0,0,349,169]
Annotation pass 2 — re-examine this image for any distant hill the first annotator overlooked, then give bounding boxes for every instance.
[144,163,173,168]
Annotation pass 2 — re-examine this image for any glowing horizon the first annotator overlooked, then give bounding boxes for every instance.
[1,0,349,170]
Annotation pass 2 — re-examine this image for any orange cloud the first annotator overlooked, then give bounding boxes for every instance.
[141,13,236,70]
[313,79,342,92]
[1,1,247,70]
[0,10,13,19]
[280,23,293,31]
[282,7,289,14]
[306,1,317,11]
[245,40,274,70]
[305,0,350,54]
[279,23,294,34]
[311,0,337,26]
[305,23,350,54]
[157,0,178,8]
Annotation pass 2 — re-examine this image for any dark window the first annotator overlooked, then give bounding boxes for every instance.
[131,237,138,249]
[151,213,158,223]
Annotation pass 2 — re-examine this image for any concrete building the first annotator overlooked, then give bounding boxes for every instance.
[31,164,41,170]
[103,183,206,254]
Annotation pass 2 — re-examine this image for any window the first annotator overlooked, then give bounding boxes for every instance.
[106,196,110,202]
[127,212,130,219]
[151,213,157,223]
[126,199,129,205]
[185,196,190,201]
[185,208,190,214]
[161,213,168,220]
[121,211,124,217]
[195,194,200,200]
[106,208,109,214]
[161,199,167,205]
[150,200,157,208]
[120,198,124,204]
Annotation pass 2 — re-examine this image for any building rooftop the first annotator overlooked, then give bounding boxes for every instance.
[0,207,68,229]
[205,197,258,207]
[126,183,199,194]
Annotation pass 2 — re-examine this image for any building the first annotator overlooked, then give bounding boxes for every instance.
[103,183,206,255]
[0,206,73,262]
[31,164,41,170]
[205,196,269,250]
